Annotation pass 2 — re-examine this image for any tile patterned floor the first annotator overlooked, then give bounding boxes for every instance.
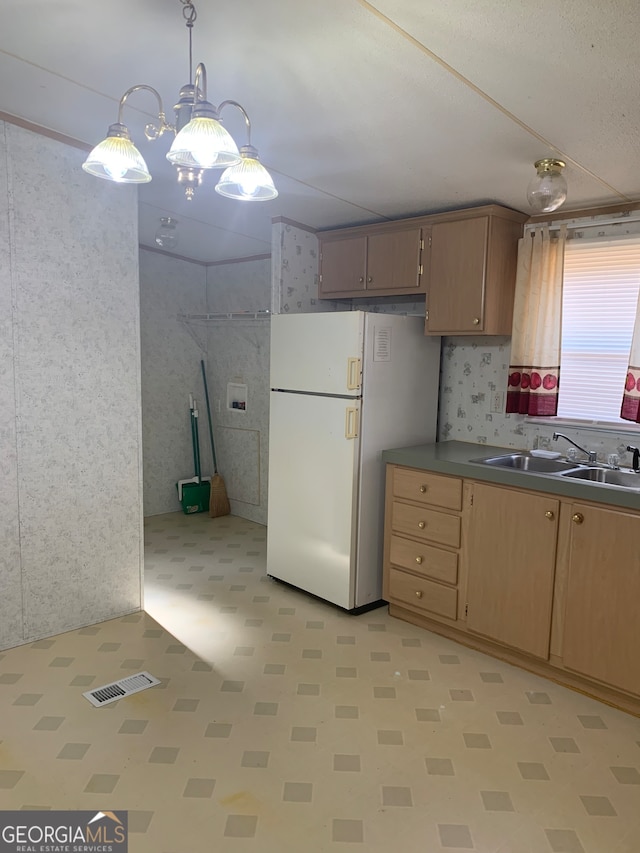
[1,511,639,851]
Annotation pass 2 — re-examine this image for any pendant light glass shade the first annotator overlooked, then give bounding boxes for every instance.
[155,217,179,249]
[527,158,568,213]
[215,145,278,200]
[82,124,151,183]
[167,105,241,170]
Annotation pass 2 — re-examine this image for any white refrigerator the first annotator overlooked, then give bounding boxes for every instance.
[267,311,441,611]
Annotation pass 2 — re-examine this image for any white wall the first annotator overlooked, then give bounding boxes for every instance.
[0,122,143,650]
[139,249,209,517]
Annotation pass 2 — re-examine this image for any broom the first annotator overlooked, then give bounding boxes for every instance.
[200,359,230,517]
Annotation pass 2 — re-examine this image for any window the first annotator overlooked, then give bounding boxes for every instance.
[557,236,640,423]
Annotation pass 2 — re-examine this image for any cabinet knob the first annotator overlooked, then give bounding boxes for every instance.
[419,485,428,493]
[358,276,364,283]
[415,556,423,564]
[472,317,480,325]
[418,521,426,529]
[367,276,373,283]
[572,512,584,525]
[415,590,423,599]
[545,510,555,520]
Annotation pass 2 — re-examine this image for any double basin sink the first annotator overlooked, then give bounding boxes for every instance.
[471,452,640,492]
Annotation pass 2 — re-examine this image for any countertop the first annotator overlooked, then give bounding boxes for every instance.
[381,440,640,511]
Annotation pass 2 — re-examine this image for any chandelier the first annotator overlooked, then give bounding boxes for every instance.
[82,0,277,202]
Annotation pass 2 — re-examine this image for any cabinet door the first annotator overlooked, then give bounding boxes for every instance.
[426,217,488,333]
[466,483,559,659]
[366,227,422,293]
[319,235,367,296]
[562,504,640,695]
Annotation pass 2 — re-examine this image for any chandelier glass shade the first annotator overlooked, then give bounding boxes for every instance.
[82,124,151,183]
[166,105,240,170]
[215,145,278,201]
[81,1,276,202]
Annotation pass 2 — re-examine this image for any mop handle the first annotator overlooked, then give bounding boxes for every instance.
[200,360,218,473]
[192,401,202,482]
[189,398,199,480]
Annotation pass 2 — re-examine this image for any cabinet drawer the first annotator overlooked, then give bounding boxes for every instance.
[391,502,460,548]
[389,534,458,585]
[389,568,458,620]
[393,468,462,510]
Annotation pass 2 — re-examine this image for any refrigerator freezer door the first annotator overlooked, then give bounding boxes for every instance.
[267,390,360,609]
[270,311,364,396]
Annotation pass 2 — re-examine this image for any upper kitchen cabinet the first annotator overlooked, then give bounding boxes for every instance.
[424,205,528,336]
[319,223,425,298]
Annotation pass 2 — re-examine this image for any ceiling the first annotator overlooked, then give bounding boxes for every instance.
[1,0,639,263]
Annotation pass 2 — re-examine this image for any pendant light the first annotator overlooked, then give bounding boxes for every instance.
[82,1,276,202]
[527,158,568,214]
[213,103,278,201]
[155,217,179,249]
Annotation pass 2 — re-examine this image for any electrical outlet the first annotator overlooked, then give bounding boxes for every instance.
[490,391,504,413]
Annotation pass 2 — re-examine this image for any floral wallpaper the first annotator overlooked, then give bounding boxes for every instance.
[1,122,143,650]
[271,220,342,314]
[439,336,640,465]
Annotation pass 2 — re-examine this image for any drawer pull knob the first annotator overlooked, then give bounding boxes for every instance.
[415,556,423,564]
[419,485,428,493]
[545,510,554,520]
[415,590,423,599]
[418,521,426,529]
[472,317,480,325]
[572,512,584,525]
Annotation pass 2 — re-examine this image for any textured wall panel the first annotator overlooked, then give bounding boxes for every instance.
[206,319,269,525]
[3,123,142,645]
[0,123,23,648]
[139,249,208,517]
[217,427,261,507]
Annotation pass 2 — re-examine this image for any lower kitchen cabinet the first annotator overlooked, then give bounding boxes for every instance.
[383,462,640,714]
[466,482,559,659]
[383,466,463,624]
[562,503,640,696]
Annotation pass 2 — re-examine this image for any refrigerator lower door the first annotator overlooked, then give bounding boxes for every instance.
[267,391,360,609]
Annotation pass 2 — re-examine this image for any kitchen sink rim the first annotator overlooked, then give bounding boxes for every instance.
[469,453,640,492]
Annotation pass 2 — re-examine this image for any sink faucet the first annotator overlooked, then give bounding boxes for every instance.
[552,432,598,463]
[627,445,640,472]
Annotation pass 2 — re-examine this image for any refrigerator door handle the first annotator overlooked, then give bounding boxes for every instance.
[345,406,359,439]
[346,357,362,390]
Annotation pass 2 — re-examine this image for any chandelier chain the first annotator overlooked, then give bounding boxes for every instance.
[181,1,197,87]
[181,1,197,26]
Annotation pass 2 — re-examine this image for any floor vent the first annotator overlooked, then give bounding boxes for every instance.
[83,671,161,707]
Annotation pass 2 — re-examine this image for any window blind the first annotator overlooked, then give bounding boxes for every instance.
[557,237,640,422]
